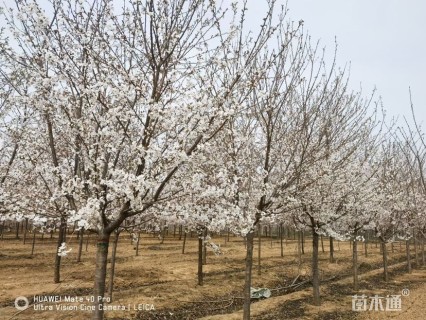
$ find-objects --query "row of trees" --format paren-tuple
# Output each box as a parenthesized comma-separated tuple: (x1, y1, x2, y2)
(1, 1, 425, 319)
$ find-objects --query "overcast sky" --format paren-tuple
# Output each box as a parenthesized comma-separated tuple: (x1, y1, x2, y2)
(248, 0, 426, 127)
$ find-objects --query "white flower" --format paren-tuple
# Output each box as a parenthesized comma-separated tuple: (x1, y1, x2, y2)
(57, 242, 72, 257)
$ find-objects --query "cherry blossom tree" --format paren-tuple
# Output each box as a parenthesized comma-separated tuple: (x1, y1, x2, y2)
(0, 0, 289, 318)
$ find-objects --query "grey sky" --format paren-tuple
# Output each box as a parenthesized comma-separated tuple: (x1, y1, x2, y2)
(248, 0, 426, 127)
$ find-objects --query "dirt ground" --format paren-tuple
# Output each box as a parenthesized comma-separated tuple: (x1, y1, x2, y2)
(0, 229, 425, 320)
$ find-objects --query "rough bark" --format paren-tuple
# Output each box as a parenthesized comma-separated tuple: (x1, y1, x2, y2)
(54, 217, 67, 283)
(108, 231, 120, 302)
(329, 236, 334, 262)
(93, 231, 111, 320)
(312, 229, 320, 306)
(243, 231, 255, 320)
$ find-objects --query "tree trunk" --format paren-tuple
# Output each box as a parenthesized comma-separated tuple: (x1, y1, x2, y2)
(280, 223, 284, 257)
(77, 228, 84, 262)
(23, 218, 28, 244)
(312, 229, 320, 306)
(321, 235, 325, 253)
(406, 240, 412, 274)
(329, 237, 334, 262)
(86, 233, 90, 252)
(243, 231, 255, 320)
(108, 231, 120, 302)
(422, 236, 425, 266)
(54, 217, 67, 283)
(353, 238, 359, 291)
(198, 235, 203, 286)
(258, 224, 261, 276)
(1, 220, 5, 239)
(160, 224, 166, 244)
(31, 231, 36, 255)
(135, 231, 141, 256)
(364, 237, 368, 257)
(15, 221, 19, 239)
(203, 228, 207, 265)
(413, 232, 419, 267)
(301, 230, 305, 254)
(182, 230, 187, 254)
(297, 231, 302, 268)
(381, 241, 388, 282)
(93, 231, 111, 320)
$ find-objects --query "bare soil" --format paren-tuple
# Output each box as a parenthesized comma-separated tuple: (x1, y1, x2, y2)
(0, 230, 424, 320)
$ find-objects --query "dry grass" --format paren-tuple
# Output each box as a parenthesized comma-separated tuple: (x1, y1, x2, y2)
(0, 230, 424, 320)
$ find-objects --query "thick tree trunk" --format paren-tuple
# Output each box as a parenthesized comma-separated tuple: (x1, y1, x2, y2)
(77, 228, 84, 262)
(321, 235, 325, 253)
(198, 235, 203, 286)
(406, 240, 412, 273)
(243, 231, 255, 320)
(329, 237, 334, 262)
(93, 231, 111, 320)
(54, 217, 67, 283)
(353, 237, 359, 291)
(312, 229, 320, 306)
(108, 231, 120, 302)
(381, 241, 388, 282)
